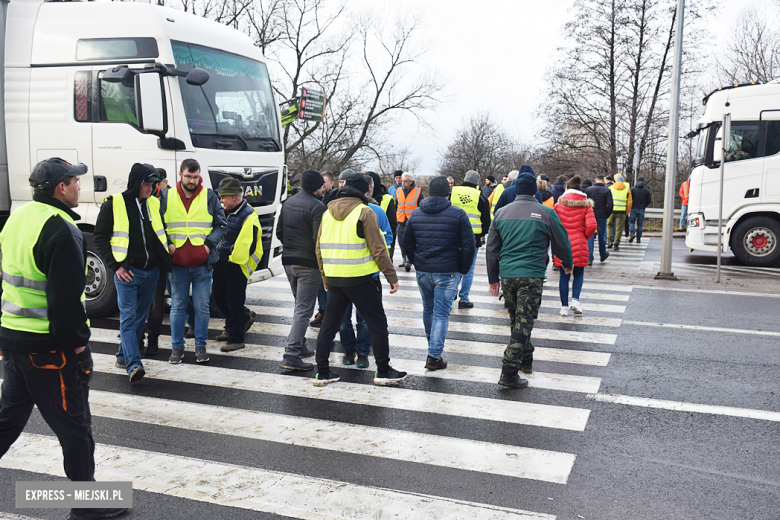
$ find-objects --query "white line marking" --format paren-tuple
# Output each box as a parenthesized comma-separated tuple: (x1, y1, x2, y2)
(622, 320, 780, 337)
(588, 393, 780, 423)
(79, 390, 577, 483)
(630, 285, 780, 298)
(90, 329, 602, 394)
(1, 433, 557, 520)
(90, 354, 592, 431)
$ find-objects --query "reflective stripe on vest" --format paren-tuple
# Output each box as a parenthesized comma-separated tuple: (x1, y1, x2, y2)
(319, 205, 379, 277)
(490, 184, 505, 219)
(0, 201, 87, 333)
(109, 194, 168, 262)
(380, 193, 392, 213)
(451, 186, 482, 234)
(228, 210, 262, 278)
(396, 186, 421, 223)
(609, 184, 630, 211)
(164, 188, 213, 247)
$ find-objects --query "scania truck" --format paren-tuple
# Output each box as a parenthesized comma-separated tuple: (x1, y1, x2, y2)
(0, 0, 287, 316)
(685, 81, 780, 267)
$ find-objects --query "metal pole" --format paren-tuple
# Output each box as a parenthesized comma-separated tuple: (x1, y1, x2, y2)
(716, 113, 730, 283)
(656, 0, 685, 280)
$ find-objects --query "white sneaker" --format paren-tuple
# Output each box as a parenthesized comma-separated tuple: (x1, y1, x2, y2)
(570, 300, 583, 315)
(559, 306, 568, 316)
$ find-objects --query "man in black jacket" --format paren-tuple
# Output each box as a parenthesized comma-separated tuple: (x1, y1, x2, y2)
(0, 158, 128, 520)
(629, 176, 652, 243)
(94, 164, 171, 382)
(453, 170, 491, 308)
(585, 174, 613, 263)
(277, 169, 327, 371)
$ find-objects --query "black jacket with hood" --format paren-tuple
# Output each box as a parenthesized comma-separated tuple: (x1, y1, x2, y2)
(630, 179, 652, 210)
(94, 163, 170, 274)
(368, 171, 397, 232)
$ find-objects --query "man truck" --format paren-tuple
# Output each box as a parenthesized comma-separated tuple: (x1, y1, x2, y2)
(0, 0, 287, 316)
(685, 81, 780, 267)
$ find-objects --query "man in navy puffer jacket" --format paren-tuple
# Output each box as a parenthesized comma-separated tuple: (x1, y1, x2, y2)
(402, 176, 475, 370)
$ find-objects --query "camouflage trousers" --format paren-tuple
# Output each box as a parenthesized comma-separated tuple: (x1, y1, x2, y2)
(500, 277, 544, 368)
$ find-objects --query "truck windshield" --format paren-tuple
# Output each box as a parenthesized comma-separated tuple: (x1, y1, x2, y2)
(172, 41, 280, 149)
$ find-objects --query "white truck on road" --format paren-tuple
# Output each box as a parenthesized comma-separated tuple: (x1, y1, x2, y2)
(685, 81, 780, 267)
(0, 0, 287, 315)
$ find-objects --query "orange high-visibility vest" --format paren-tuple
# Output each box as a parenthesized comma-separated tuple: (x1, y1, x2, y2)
(396, 186, 421, 223)
(679, 180, 690, 205)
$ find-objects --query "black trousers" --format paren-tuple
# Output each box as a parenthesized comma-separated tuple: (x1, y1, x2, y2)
(146, 269, 168, 341)
(316, 277, 391, 372)
(0, 347, 95, 481)
(212, 260, 249, 343)
(396, 221, 408, 263)
(389, 225, 398, 262)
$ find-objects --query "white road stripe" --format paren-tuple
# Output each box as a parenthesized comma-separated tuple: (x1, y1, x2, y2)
(588, 393, 780, 423)
(249, 319, 617, 346)
(247, 304, 623, 329)
(90, 329, 602, 394)
(78, 390, 577, 483)
(1, 433, 556, 520)
(247, 288, 628, 314)
(393, 272, 642, 289)
(90, 354, 592, 431)
(630, 285, 780, 298)
(622, 320, 780, 337)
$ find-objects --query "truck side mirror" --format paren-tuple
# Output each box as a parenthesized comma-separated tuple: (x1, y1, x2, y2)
(136, 72, 166, 134)
(185, 68, 210, 86)
(713, 126, 724, 164)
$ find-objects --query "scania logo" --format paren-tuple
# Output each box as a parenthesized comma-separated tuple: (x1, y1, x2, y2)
(241, 168, 254, 179)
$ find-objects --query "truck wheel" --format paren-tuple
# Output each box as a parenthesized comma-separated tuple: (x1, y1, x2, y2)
(731, 217, 780, 267)
(84, 231, 118, 317)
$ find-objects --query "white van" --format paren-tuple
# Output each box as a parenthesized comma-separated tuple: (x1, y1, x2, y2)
(685, 81, 780, 267)
(1, 0, 287, 315)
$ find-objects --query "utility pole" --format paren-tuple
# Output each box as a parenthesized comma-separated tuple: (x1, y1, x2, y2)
(656, 0, 685, 280)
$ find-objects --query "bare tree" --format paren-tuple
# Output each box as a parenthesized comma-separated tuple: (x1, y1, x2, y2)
(716, 6, 780, 85)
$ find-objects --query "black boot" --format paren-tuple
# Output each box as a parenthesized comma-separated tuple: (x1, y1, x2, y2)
(145, 336, 159, 356)
(498, 366, 528, 389)
(425, 355, 448, 370)
(519, 358, 533, 374)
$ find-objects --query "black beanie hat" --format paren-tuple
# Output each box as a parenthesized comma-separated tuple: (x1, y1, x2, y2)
(344, 172, 369, 194)
(429, 176, 451, 197)
(301, 169, 325, 192)
(514, 172, 537, 196)
(486, 175, 496, 183)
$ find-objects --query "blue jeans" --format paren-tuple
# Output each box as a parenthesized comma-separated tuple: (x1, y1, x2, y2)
(339, 303, 371, 356)
(317, 283, 327, 311)
(559, 266, 585, 307)
(458, 248, 479, 302)
(417, 272, 461, 359)
(171, 264, 212, 349)
(115, 265, 159, 373)
(594, 218, 607, 260)
(629, 208, 645, 239)
(167, 273, 195, 327)
(679, 205, 688, 228)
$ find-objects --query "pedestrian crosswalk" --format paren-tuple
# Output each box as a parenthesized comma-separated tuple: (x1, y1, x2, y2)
(0, 247, 644, 519)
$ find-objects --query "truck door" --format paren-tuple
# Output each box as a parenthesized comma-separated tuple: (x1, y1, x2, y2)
(91, 66, 177, 201)
(762, 120, 780, 204)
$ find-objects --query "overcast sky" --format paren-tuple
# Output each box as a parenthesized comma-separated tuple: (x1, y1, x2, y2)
(377, 0, 774, 176)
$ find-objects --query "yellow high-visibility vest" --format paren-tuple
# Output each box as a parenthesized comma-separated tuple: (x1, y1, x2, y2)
(319, 205, 379, 278)
(609, 184, 630, 212)
(490, 183, 505, 219)
(230, 211, 262, 278)
(380, 193, 392, 213)
(0, 202, 87, 333)
(451, 186, 482, 234)
(396, 186, 421, 223)
(164, 188, 213, 247)
(109, 194, 168, 262)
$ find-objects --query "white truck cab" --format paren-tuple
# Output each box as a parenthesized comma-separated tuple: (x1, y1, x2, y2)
(1, 0, 287, 315)
(685, 81, 780, 267)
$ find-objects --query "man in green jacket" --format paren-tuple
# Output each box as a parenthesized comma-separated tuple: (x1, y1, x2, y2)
(486, 172, 573, 389)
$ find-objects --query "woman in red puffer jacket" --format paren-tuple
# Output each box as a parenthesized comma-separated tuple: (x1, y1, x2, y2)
(554, 176, 597, 316)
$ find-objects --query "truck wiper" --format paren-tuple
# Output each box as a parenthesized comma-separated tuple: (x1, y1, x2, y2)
(252, 137, 281, 152)
(212, 134, 249, 150)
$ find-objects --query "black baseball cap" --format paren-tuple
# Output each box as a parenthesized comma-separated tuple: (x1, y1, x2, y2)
(29, 157, 88, 189)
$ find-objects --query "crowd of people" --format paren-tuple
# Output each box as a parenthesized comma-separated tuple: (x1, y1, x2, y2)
(0, 155, 668, 520)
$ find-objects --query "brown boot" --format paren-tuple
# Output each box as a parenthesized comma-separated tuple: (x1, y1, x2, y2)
(310, 309, 324, 328)
(216, 330, 229, 342)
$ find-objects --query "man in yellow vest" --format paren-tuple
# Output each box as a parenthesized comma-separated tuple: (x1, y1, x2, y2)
(451, 170, 491, 309)
(0, 159, 129, 519)
(313, 175, 407, 387)
(395, 172, 424, 271)
(162, 158, 227, 365)
(606, 174, 632, 252)
(211, 178, 261, 353)
(94, 163, 170, 383)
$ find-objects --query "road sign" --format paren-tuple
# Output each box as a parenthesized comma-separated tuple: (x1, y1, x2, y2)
(299, 88, 326, 122)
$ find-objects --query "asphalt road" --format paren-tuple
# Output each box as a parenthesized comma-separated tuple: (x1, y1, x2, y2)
(0, 238, 778, 520)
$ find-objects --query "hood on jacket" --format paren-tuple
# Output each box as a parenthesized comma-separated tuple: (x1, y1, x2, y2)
(328, 186, 368, 220)
(635, 178, 645, 188)
(612, 181, 627, 190)
(518, 164, 536, 176)
(368, 172, 386, 200)
(553, 181, 566, 190)
(559, 189, 594, 207)
(124, 163, 158, 199)
(419, 196, 452, 214)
